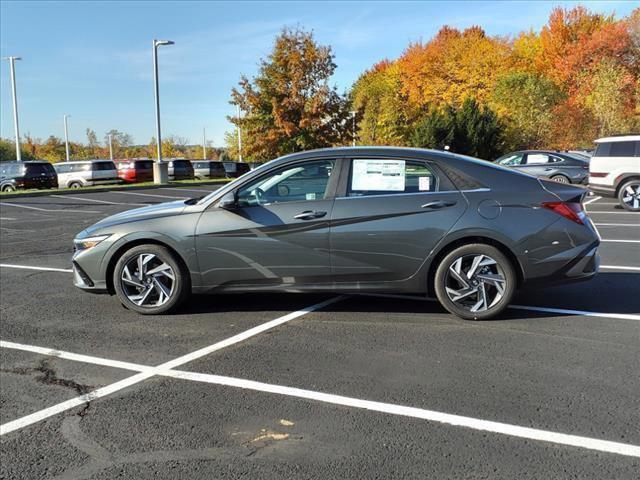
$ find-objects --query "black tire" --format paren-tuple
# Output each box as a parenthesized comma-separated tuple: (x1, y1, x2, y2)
(434, 243, 516, 320)
(69, 182, 83, 189)
(1, 184, 16, 192)
(617, 179, 640, 212)
(550, 175, 570, 184)
(113, 244, 190, 315)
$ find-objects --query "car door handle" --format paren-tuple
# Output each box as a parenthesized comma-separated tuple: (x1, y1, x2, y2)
(421, 200, 457, 209)
(294, 210, 327, 220)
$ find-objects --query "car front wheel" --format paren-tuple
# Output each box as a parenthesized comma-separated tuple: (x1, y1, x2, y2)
(618, 180, 640, 212)
(434, 244, 516, 320)
(113, 244, 190, 314)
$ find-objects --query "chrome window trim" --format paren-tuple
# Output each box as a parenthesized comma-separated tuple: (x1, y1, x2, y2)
(334, 188, 489, 200)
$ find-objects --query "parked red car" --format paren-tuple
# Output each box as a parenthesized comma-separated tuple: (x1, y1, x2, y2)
(114, 159, 154, 183)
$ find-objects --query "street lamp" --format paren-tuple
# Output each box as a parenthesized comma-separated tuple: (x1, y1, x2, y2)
(202, 127, 207, 160)
(108, 133, 114, 161)
(3, 56, 22, 161)
(236, 104, 242, 162)
(152, 39, 174, 184)
(63, 114, 71, 162)
(351, 110, 357, 147)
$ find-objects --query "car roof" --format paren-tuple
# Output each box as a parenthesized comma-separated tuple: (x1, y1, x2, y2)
(57, 159, 113, 164)
(595, 135, 640, 143)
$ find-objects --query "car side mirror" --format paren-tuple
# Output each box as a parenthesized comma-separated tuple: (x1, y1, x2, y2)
(217, 191, 237, 210)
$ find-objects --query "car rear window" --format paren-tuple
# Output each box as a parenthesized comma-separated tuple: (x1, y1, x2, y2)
(172, 160, 191, 171)
(94, 161, 116, 171)
(136, 161, 154, 170)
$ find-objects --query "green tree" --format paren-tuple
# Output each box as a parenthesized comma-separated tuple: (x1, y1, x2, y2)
(410, 106, 455, 150)
(411, 99, 504, 159)
(0, 138, 36, 161)
(228, 27, 350, 161)
(492, 72, 563, 149)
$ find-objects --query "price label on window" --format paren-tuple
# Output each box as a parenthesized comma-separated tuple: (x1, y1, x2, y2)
(352, 159, 405, 191)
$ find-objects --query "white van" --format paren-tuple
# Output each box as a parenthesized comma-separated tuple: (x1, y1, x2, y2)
(589, 135, 640, 211)
(54, 160, 121, 188)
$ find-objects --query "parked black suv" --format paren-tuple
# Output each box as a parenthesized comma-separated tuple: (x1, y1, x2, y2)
(0, 161, 58, 192)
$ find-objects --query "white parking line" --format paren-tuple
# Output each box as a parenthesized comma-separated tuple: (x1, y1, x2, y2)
(600, 265, 640, 271)
(0, 203, 101, 214)
(583, 196, 601, 205)
(586, 211, 639, 215)
(0, 295, 344, 435)
(159, 187, 217, 194)
(356, 293, 640, 321)
(49, 194, 146, 206)
(0, 217, 16, 221)
(594, 223, 640, 227)
(2, 339, 639, 458)
(114, 191, 188, 200)
(600, 239, 640, 244)
(0, 264, 73, 273)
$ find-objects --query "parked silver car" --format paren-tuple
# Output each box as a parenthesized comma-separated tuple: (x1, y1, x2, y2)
(73, 147, 599, 320)
(54, 160, 120, 188)
(191, 160, 226, 179)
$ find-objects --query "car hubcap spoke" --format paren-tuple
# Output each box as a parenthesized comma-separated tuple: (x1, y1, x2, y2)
(622, 184, 640, 209)
(121, 253, 175, 308)
(445, 254, 507, 314)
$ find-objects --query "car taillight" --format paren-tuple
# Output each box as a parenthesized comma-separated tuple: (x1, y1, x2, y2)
(542, 201, 585, 225)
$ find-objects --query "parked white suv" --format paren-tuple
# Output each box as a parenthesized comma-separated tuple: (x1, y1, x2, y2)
(54, 160, 121, 189)
(589, 135, 640, 211)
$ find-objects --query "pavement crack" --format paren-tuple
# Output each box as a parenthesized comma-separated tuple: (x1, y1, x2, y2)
(1, 359, 95, 417)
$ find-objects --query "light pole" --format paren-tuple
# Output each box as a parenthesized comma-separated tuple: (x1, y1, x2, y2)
(236, 104, 242, 162)
(202, 127, 206, 160)
(4, 56, 22, 161)
(351, 110, 356, 147)
(63, 114, 71, 162)
(152, 39, 174, 183)
(108, 133, 114, 161)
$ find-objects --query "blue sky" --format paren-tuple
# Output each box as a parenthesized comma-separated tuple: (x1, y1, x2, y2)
(0, 0, 635, 147)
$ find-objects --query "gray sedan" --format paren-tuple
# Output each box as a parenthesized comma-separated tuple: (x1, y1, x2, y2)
(495, 150, 590, 184)
(72, 147, 599, 320)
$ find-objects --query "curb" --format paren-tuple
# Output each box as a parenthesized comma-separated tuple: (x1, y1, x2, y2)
(0, 180, 230, 200)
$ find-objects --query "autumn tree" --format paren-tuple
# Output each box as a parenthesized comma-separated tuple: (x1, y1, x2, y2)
(228, 27, 350, 161)
(397, 26, 512, 110)
(492, 72, 564, 149)
(351, 60, 411, 145)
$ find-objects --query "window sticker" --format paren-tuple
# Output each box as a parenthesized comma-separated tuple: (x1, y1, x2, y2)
(305, 192, 317, 200)
(352, 159, 405, 191)
(418, 176, 431, 191)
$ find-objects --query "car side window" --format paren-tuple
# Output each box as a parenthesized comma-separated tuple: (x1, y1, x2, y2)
(610, 141, 636, 157)
(347, 159, 438, 197)
(498, 154, 523, 166)
(237, 160, 336, 206)
(525, 153, 550, 164)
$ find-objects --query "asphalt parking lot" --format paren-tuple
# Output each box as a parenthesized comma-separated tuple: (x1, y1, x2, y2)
(0, 188, 638, 479)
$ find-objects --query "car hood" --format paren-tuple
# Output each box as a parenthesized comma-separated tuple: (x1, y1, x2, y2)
(81, 200, 188, 235)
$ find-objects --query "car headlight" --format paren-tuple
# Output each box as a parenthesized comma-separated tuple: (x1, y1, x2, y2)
(74, 234, 111, 251)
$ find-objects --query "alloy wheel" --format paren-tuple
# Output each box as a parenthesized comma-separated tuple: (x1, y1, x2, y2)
(120, 253, 175, 307)
(621, 183, 640, 210)
(551, 175, 569, 183)
(444, 254, 506, 313)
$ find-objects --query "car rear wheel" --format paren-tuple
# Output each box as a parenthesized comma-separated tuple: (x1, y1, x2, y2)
(550, 175, 570, 184)
(1, 184, 16, 192)
(113, 244, 190, 314)
(69, 182, 83, 188)
(434, 244, 516, 320)
(618, 180, 640, 212)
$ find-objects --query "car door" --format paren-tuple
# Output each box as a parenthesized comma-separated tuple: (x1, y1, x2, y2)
(329, 157, 467, 283)
(195, 158, 339, 289)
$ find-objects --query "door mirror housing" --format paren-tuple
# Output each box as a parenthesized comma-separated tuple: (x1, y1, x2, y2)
(217, 191, 237, 210)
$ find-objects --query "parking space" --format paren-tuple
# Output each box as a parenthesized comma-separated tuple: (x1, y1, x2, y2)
(1, 192, 639, 478)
